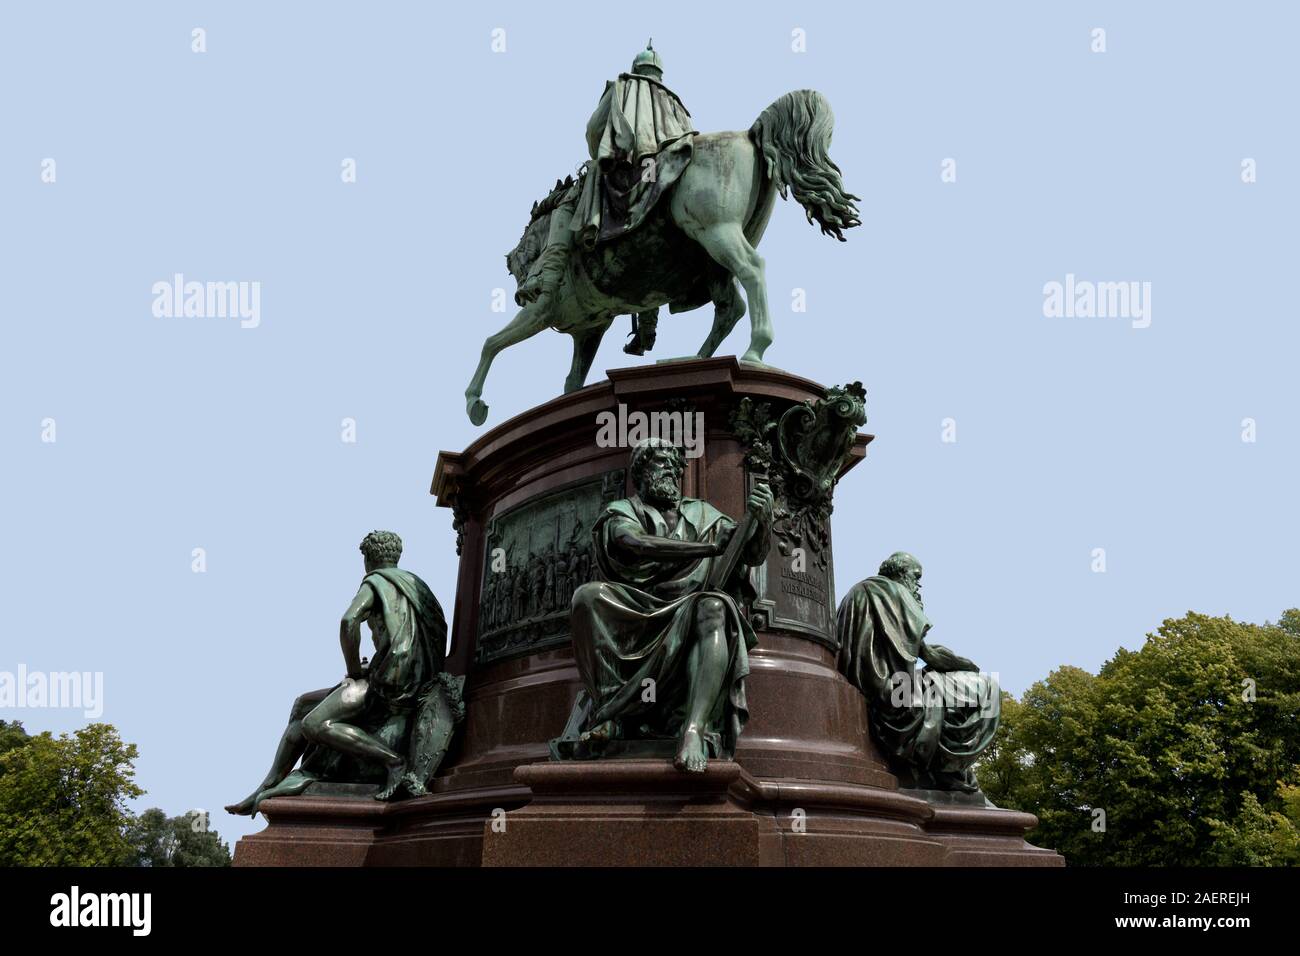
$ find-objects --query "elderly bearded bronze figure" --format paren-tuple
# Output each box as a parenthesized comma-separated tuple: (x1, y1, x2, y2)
(552, 438, 773, 772)
(836, 552, 1001, 794)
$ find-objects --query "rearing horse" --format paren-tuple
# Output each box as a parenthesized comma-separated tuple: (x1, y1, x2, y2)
(465, 89, 860, 425)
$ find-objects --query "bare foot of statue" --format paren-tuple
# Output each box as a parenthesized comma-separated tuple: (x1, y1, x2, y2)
(375, 761, 406, 801)
(401, 770, 428, 797)
(578, 719, 616, 744)
(673, 727, 708, 773)
(225, 790, 262, 816)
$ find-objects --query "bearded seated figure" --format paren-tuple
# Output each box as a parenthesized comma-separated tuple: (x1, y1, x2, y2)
(836, 552, 1001, 797)
(551, 437, 773, 773)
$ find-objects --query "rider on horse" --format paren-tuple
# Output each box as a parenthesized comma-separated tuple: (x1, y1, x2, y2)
(515, 41, 697, 355)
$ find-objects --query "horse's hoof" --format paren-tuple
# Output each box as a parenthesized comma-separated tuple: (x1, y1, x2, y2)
(739, 351, 769, 366)
(467, 398, 489, 426)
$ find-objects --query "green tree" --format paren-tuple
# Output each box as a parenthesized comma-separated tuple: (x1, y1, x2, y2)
(0, 720, 30, 757)
(120, 807, 231, 867)
(980, 610, 1300, 866)
(1205, 786, 1300, 865)
(0, 723, 144, 865)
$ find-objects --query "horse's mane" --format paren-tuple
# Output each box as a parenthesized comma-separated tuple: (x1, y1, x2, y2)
(531, 173, 578, 223)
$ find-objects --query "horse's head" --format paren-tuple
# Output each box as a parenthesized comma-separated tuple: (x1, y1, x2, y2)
(505, 213, 548, 287)
(505, 174, 579, 287)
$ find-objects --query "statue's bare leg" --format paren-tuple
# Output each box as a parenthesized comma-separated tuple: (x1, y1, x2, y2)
(243, 770, 318, 815)
(680, 222, 772, 364)
(565, 318, 613, 393)
(675, 596, 729, 773)
(301, 680, 406, 799)
(225, 688, 331, 815)
(465, 304, 550, 425)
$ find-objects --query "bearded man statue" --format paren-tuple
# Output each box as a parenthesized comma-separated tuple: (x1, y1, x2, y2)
(836, 552, 1001, 794)
(552, 437, 773, 772)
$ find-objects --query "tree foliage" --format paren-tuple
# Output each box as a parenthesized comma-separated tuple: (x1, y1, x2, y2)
(0, 722, 143, 865)
(0, 720, 230, 866)
(120, 807, 231, 867)
(0, 719, 30, 757)
(980, 610, 1300, 866)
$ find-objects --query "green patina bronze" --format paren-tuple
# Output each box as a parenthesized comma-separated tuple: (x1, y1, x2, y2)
(836, 552, 1001, 797)
(226, 531, 463, 817)
(551, 438, 774, 773)
(731, 382, 867, 575)
(728, 384, 868, 651)
(477, 470, 626, 665)
(465, 42, 861, 425)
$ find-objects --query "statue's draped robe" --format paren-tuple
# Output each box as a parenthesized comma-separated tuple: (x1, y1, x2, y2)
(363, 567, 446, 710)
(557, 495, 756, 759)
(572, 73, 697, 247)
(835, 576, 999, 791)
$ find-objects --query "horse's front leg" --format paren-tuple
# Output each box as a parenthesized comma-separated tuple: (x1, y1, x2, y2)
(565, 317, 613, 393)
(465, 304, 549, 425)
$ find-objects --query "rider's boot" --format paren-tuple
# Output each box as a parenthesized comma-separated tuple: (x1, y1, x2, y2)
(623, 309, 659, 355)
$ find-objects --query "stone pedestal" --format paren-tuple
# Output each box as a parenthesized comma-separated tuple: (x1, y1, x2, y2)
(233, 784, 528, 867)
(477, 760, 1061, 867)
(481, 761, 780, 867)
(925, 805, 1065, 867)
(234, 358, 1062, 867)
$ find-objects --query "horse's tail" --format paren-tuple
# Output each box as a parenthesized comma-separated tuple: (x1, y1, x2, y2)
(750, 90, 861, 241)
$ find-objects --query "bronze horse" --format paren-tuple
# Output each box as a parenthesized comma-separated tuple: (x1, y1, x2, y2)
(465, 89, 860, 425)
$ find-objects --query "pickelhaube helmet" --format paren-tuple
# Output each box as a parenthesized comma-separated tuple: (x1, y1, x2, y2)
(631, 39, 664, 77)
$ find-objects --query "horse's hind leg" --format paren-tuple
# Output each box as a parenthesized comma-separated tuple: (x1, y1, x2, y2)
(565, 318, 612, 393)
(698, 275, 746, 359)
(680, 222, 771, 364)
(465, 304, 549, 425)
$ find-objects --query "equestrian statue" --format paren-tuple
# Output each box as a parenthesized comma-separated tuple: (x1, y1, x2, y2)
(464, 41, 861, 425)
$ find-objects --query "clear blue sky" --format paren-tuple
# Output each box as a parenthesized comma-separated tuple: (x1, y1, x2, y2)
(2, 1, 1295, 846)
